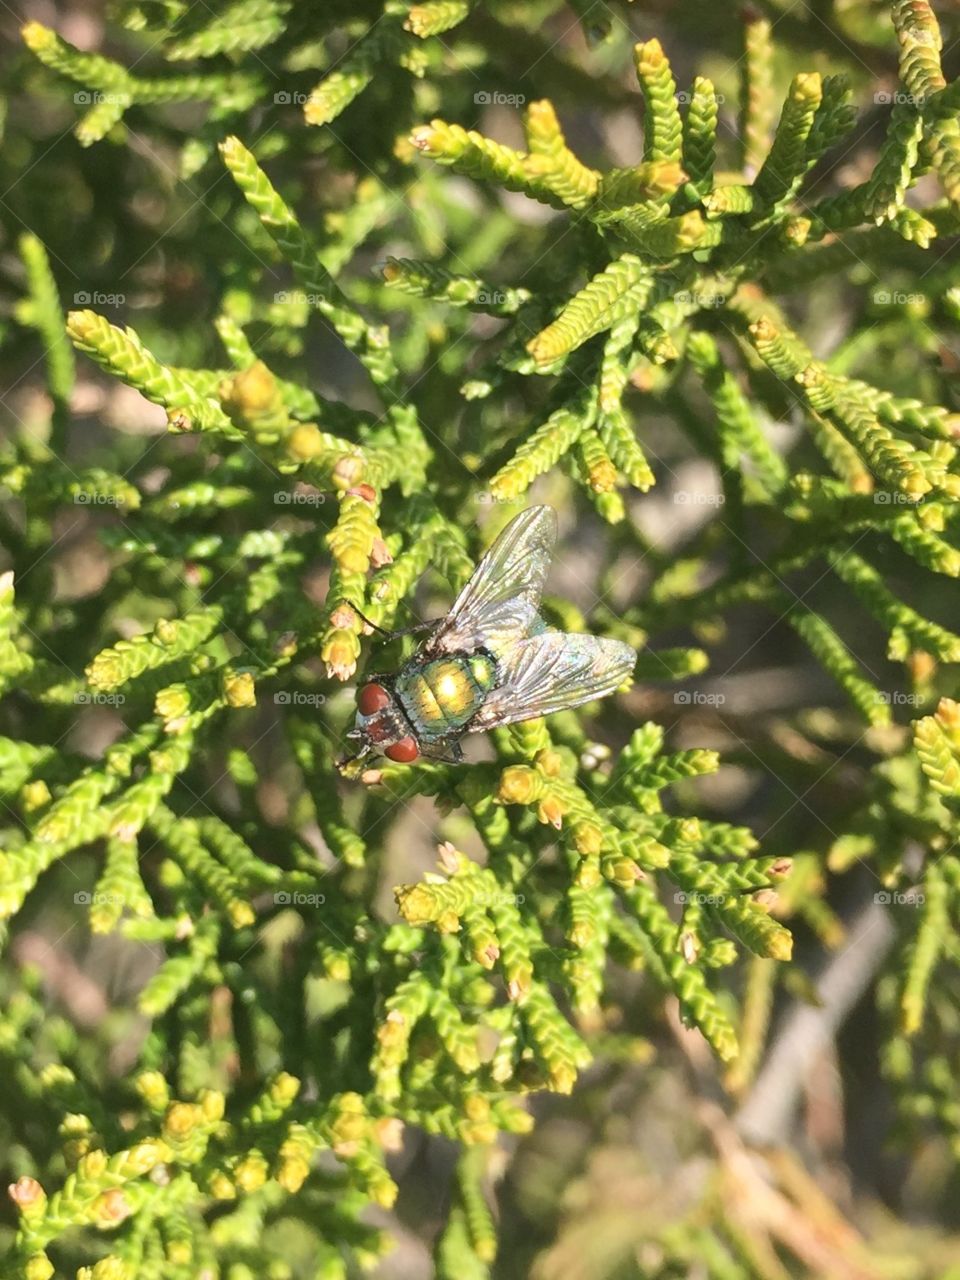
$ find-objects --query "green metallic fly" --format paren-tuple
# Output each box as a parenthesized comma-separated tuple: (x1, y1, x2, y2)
(345, 505, 637, 765)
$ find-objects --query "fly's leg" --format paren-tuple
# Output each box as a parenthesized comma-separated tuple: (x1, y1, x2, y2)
(337, 743, 372, 773)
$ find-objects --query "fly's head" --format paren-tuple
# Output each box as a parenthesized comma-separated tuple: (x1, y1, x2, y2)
(346, 681, 420, 763)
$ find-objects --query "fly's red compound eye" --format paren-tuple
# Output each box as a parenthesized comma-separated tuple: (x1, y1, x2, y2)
(358, 683, 391, 716)
(385, 737, 419, 763)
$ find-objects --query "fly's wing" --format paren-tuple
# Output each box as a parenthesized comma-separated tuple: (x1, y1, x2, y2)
(469, 629, 637, 730)
(423, 506, 558, 658)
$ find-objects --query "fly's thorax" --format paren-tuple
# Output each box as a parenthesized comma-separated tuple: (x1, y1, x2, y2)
(395, 653, 497, 739)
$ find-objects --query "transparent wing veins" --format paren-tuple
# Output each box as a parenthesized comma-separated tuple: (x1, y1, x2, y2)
(470, 630, 637, 729)
(424, 505, 557, 658)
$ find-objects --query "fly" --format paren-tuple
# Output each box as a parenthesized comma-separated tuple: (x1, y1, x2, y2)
(342, 505, 637, 766)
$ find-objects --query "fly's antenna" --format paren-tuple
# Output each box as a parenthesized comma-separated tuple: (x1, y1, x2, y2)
(347, 601, 438, 642)
(345, 601, 394, 637)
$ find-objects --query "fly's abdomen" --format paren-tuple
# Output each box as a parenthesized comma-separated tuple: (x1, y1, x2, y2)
(396, 655, 496, 741)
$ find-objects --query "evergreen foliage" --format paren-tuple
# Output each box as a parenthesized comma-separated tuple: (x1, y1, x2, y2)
(3, 1, 960, 1276)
